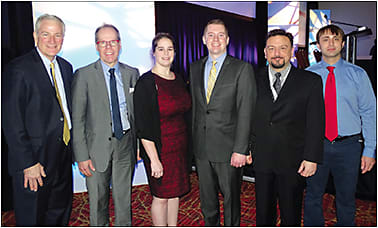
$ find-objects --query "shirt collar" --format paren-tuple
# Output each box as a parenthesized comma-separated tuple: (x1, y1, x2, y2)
(320, 57, 344, 68)
(36, 47, 57, 65)
(207, 52, 227, 65)
(101, 60, 120, 75)
(269, 64, 291, 77)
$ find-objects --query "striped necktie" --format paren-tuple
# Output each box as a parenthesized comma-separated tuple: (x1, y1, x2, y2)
(206, 61, 217, 103)
(50, 62, 70, 145)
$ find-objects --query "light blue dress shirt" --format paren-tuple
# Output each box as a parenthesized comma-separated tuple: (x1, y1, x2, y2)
(306, 58, 376, 158)
(101, 61, 130, 132)
(204, 52, 227, 92)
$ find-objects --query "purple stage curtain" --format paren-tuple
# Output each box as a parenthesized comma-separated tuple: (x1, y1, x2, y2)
(155, 2, 259, 81)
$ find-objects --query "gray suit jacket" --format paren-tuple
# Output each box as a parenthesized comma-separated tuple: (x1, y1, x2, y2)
(190, 55, 257, 162)
(71, 59, 139, 172)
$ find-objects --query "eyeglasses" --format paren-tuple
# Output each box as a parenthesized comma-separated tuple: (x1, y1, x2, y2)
(96, 40, 120, 47)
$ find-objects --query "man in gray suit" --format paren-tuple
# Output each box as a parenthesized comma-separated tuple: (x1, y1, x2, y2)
(189, 19, 256, 226)
(71, 24, 139, 226)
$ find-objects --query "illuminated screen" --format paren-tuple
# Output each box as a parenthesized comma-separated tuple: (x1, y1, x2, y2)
(32, 2, 154, 192)
(268, 1, 300, 66)
(308, 9, 331, 65)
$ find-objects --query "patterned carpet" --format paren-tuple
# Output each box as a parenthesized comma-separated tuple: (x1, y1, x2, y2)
(2, 172, 376, 226)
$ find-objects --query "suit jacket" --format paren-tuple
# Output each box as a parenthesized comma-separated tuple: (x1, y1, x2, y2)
(190, 55, 256, 162)
(251, 65, 325, 172)
(71, 59, 139, 172)
(2, 48, 73, 176)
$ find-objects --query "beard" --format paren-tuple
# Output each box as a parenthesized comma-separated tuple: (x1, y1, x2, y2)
(271, 57, 285, 69)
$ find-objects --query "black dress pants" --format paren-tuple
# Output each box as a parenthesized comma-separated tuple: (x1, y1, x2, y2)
(255, 170, 305, 226)
(12, 144, 73, 226)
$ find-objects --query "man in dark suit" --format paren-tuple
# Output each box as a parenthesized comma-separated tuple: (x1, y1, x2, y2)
(250, 29, 325, 226)
(190, 19, 256, 226)
(71, 24, 139, 226)
(2, 14, 73, 226)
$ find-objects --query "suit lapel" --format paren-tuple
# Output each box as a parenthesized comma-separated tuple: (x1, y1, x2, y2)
(195, 57, 207, 105)
(56, 57, 72, 112)
(93, 60, 112, 113)
(32, 49, 56, 96)
(205, 55, 230, 105)
(119, 63, 133, 121)
(201, 58, 207, 104)
(261, 67, 275, 102)
(275, 66, 296, 103)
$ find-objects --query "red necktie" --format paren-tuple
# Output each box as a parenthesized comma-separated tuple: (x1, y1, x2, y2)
(325, 66, 338, 141)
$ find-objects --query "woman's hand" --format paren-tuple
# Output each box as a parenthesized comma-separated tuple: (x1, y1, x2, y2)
(151, 160, 163, 178)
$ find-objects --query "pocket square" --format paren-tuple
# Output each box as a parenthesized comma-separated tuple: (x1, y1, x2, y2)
(129, 87, 134, 93)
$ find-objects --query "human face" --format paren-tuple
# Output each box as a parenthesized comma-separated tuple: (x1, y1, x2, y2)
(317, 30, 344, 64)
(96, 27, 121, 67)
(153, 37, 175, 68)
(264, 35, 294, 71)
(33, 19, 64, 61)
(202, 24, 229, 59)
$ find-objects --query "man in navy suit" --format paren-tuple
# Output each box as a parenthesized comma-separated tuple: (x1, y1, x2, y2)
(2, 14, 73, 226)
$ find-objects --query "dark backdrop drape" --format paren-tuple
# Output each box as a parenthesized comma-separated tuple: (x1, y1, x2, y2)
(1, 1, 34, 211)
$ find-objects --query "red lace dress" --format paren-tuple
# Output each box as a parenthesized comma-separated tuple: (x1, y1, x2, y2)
(144, 73, 191, 198)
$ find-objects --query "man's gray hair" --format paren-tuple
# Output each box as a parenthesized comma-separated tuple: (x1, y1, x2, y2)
(35, 14, 65, 36)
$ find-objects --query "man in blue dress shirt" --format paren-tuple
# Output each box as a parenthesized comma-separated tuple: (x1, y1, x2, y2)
(304, 24, 376, 226)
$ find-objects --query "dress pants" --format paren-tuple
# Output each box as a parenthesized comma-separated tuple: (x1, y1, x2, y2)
(195, 158, 243, 226)
(86, 131, 135, 226)
(12, 144, 73, 226)
(255, 170, 305, 226)
(304, 136, 361, 226)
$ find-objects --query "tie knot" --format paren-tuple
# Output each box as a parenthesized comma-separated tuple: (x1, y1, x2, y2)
(212, 61, 217, 66)
(109, 68, 115, 76)
(275, 72, 281, 79)
(327, 66, 335, 72)
(50, 62, 54, 68)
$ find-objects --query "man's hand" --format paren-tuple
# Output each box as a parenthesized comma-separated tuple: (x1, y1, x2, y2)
(23, 162, 46, 192)
(230, 152, 247, 168)
(297, 160, 317, 177)
(361, 156, 376, 174)
(78, 159, 96, 177)
(246, 151, 253, 165)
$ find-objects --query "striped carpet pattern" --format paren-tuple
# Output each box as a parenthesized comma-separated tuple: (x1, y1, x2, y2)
(2, 172, 376, 226)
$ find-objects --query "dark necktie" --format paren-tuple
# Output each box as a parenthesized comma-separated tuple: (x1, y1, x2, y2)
(325, 66, 338, 141)
(109, 68, 123, 139)
(273, 72, 282, 95)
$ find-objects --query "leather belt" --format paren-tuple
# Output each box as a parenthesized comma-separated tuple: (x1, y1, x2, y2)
(327, 134, 360, 143)
(112, 129, 130, 137)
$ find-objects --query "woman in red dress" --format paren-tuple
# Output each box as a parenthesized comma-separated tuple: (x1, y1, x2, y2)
(134, 33, 191, 226)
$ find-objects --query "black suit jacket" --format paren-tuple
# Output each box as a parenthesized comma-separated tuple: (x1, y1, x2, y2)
(2, 48, 73, 176)
(190, 55, 256, 162)
(251, 66, 325, 172)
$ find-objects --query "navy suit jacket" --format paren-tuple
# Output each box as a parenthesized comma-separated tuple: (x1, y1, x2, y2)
(2, 48, 73, 176)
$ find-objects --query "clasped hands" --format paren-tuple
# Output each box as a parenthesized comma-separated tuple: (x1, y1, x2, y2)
(230, 152, 252, 168)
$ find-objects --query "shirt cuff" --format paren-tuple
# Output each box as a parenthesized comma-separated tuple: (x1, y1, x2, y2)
(362, 147, 376, 158)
